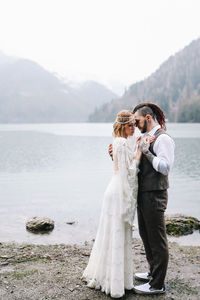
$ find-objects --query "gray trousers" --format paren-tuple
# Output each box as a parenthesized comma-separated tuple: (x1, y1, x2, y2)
(137, 190, 169, 289)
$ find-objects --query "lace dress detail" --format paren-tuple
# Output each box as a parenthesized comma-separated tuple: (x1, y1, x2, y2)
(82, 136, 139, 298)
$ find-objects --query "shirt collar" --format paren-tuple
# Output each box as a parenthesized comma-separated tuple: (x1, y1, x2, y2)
(147, 124, 161, 136)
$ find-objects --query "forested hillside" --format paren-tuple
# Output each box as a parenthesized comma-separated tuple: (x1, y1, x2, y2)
(89, 38, 200, 122)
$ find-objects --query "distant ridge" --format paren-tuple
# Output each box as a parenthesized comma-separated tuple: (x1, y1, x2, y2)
(0, 52, 117, 123)
(89, 38, 200, 122)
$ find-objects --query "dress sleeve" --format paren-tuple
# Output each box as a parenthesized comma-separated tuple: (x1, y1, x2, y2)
(114, 138, 138, 225)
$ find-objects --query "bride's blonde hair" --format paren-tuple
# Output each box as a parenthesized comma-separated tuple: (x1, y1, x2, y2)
(113, 110, 134, 138)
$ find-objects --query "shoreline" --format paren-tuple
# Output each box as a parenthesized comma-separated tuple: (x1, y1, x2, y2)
(167, 230, 200, 246)
(0, 239, 199, 300)
(1, 228, 199, 247)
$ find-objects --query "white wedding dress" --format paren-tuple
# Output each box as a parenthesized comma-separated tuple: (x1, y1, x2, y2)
(82, 136, 139, 298)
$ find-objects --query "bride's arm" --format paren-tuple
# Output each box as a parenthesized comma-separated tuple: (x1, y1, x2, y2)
(136, 150, 142, 162)
(116, 139, 137, 225)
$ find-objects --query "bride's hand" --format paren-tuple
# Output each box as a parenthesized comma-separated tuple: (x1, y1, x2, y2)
(136, 136, 142, 143)
(149, 136, 156, 143)
(138, 136, 150, 153)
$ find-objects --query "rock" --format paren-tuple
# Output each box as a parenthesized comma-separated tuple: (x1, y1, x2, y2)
(165, 215, 200, 236)
(26, 217, 54, 233)
(66, 221, 76, 225)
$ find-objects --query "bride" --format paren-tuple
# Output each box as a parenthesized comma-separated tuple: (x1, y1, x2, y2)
(82, 110, 141, 298)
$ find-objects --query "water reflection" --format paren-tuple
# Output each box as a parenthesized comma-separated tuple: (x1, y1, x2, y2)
(173, 138, 200, 179)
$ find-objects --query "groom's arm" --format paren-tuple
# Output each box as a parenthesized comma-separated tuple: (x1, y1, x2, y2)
(142, 135, 175, 175)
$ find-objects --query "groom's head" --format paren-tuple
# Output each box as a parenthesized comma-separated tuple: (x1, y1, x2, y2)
(133, 102, 166, 133)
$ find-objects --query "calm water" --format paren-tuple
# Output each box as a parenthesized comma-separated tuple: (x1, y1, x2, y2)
(0, 123, 199, 245)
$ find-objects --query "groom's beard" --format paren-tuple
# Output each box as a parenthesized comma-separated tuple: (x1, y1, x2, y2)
(141, 119, 148, 133)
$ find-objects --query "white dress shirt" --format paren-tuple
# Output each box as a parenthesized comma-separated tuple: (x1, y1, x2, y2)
(146, 125, 175, 175)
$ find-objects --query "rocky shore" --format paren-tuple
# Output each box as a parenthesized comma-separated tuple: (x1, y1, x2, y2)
(0, 238, 199, 300)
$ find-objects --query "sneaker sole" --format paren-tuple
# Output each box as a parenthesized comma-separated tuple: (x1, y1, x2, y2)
(134, 288, 166, 295)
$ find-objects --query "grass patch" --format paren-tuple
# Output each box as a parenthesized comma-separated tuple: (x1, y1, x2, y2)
(2, 269, 39, 280)
(13, 269, 39, 280)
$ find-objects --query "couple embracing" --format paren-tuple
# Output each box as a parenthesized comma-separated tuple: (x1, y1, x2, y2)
(82, 102, 175, 298)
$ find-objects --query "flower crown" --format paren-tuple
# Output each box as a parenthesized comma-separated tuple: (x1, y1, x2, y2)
(115, 115, 135, 124)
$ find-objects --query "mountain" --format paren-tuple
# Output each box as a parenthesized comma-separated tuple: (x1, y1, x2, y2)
(89, 38, 200, 123)
(0, 52, 117, 123)
(67, 80, 117, 121)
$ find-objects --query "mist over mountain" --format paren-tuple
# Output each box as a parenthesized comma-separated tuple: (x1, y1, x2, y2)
(89, 38, 200, 123)
(0, 52, 117, 123)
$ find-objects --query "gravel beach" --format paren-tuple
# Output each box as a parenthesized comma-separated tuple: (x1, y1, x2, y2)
(0, 238, 199, 300)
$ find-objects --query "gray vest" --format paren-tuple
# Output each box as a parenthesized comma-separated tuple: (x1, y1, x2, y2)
(138, 128, 169, 192)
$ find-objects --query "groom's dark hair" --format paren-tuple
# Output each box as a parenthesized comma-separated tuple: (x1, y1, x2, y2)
(133, 102, 166, 130)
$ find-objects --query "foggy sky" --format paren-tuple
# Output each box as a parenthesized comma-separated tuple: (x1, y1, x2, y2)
(0, 0, 200, 94)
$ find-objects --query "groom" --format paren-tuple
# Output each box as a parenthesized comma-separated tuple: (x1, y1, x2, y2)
(132, 102, 175, 294)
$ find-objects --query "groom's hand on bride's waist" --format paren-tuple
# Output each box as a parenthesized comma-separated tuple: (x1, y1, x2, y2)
(108, 144, 113, 160)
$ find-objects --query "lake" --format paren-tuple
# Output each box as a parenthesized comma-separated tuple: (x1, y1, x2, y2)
(0, 123, 199, 245)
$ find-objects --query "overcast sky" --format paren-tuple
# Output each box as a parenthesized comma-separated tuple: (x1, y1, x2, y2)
(0, 0, 200, 94)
